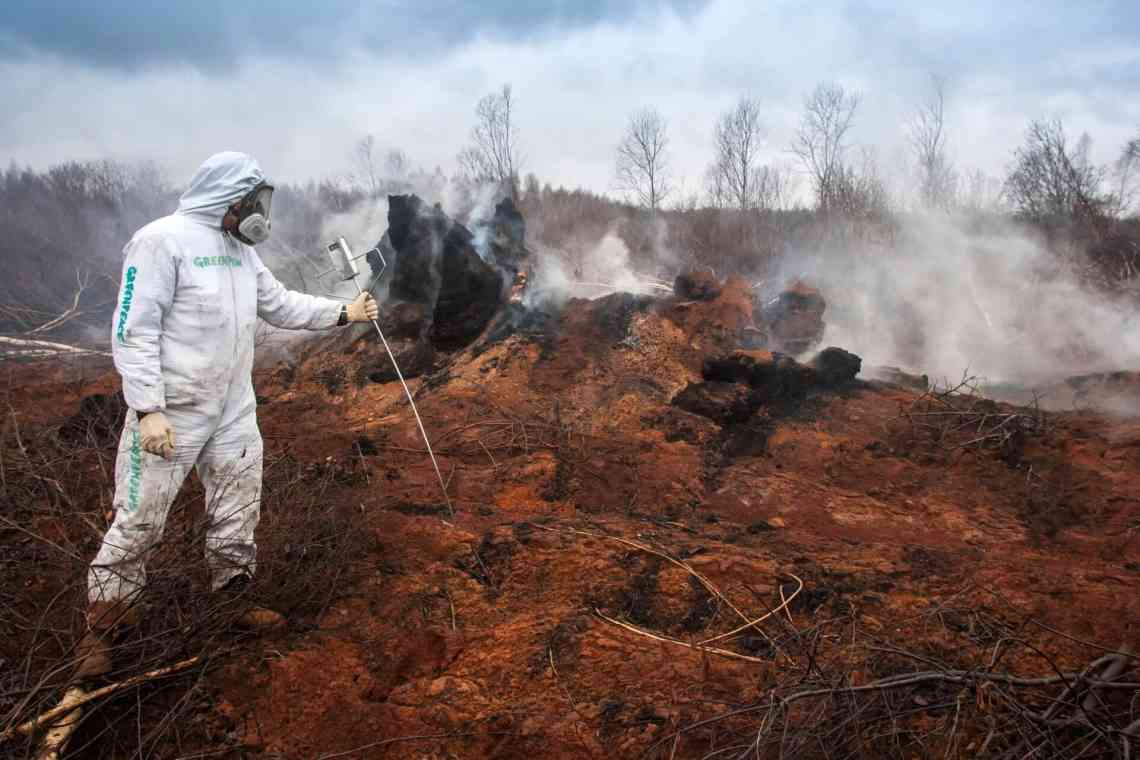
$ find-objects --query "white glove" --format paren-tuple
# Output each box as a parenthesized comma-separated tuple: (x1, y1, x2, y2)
(346, 292, 379, 323)
(138, 412, 175, 461)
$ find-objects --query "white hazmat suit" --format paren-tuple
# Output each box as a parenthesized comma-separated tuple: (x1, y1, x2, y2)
(89, 152, 344, 605)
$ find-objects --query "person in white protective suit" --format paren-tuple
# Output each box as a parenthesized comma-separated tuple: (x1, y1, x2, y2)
(76, 152, 378, 679)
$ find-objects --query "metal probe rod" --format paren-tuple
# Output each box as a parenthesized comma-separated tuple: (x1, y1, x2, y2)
(351, 278, 454, 517)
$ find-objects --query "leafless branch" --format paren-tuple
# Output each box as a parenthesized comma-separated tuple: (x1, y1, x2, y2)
(907, 74, 957, 210)
(616, 107, 672, 213)
(1004, 118, 1114, 234)
(707, 96, 766, 212)
(459, 84, 523, 199)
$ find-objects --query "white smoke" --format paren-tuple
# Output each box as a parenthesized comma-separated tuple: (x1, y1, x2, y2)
(775, 213, 1140, 386)
(466, 183, 501, 261)
(522, 243, 572, 310)
(319, 196, 390, 257)
(524, 230, 666, 308)
(578, 233, 651, 294)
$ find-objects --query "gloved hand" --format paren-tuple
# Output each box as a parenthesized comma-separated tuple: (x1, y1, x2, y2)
(346, 292, 379, 323)
(138, 412, 175, 461)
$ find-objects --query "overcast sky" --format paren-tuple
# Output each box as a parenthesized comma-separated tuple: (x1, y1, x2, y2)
(2, 0, 1138, 199)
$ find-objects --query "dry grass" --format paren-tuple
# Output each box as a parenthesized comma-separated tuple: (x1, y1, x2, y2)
(0, 394, 370, 759)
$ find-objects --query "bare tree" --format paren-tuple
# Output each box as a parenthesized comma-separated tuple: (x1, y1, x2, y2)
(458, 84, 523, 199)
(351, 134, 382, 197)
(520, 172, 542, 214)
(961, 168, 1004, 215)
(707, 163, 792, 211)
(754, 163, 797, 211)
(456, 147, 490, 186)
(615, 107, 672, 213)
(791, 83, 860, 213)
(1115, 131, 1140, 215)
(1004, 119, 1111, 231)
(384, 149, 409, 181)
(707, 96, 765, 211)
(907, 75, 957, 210)
(705, 163, 729, 209)
(831, 148, 892, 220)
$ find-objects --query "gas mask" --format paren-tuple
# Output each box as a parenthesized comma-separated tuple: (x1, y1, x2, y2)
(223, 182, 274, 245)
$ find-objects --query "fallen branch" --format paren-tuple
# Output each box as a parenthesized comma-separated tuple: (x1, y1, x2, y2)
(0, 336, 109, 359)
(26, 269, 90, 336)
(1, 656, 202, 743)
(34, 686, 83, 760)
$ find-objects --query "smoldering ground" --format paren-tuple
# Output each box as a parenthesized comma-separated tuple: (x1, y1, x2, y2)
(764, 212, 1140, 389)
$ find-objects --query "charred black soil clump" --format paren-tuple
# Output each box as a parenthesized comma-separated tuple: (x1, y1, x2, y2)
(360, 339, 436, 384)
(676, 347, 863, 428)
(474, 302, 560, 358)
(671, 382, 758, 426)
(616, 554, 663, 627)
(594, 292, 656, 344)
(383, 194, 504, 350)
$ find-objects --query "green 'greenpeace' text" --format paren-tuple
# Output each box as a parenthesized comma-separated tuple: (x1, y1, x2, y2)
(193, 256, 242, 268)
(115, 266, 137, 343)
(127, 430, 141, 512)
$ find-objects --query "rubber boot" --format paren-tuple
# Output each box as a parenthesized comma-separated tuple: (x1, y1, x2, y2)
(73, 599, 140, 681)
(217, 574, 286, 632)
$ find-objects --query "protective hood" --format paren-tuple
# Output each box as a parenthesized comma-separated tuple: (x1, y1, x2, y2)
(176, 152, 267, 225)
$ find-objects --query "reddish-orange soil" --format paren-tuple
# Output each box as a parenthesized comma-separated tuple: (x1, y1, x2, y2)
(3, 282, 1138, 759)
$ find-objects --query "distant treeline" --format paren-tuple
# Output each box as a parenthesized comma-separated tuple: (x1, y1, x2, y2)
(1, 153, 1137, 348)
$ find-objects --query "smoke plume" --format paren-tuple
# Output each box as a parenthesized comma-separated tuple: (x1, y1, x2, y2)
(774, 213, 1140, 386)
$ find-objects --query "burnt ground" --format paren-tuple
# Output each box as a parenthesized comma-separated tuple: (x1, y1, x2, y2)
(1, 279, 1139, 759)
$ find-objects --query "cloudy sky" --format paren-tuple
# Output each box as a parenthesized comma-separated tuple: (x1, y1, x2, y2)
(2, 0, 1138, 199)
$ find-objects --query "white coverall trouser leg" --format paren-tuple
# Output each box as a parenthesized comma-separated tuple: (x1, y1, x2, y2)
(87, 407, 264, 605)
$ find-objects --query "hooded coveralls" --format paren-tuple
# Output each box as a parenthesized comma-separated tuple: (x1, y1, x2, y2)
(88, 153, 342, 604)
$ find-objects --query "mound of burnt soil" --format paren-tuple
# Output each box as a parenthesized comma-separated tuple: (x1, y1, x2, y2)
(143, 244, 1130, 759)
(8, 275, 1140, 760)
(383, 194, 503, 350)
